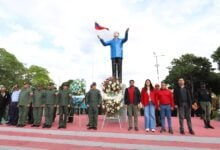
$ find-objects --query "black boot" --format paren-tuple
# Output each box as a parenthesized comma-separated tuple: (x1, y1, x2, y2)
(68, 117, 73, 123)
(207, 121, 214, 129)
(204, 120, 208, 128)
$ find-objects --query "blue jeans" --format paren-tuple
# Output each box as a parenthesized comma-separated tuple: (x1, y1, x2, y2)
(160, 105, 172, 129)
(144, 102, 156, 129)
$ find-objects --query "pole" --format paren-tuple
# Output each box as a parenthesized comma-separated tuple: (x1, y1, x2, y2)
(153, 52, 164, 83)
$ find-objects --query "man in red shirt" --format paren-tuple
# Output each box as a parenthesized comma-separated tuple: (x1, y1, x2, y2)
(124, 80, 141, 131)
(158, 82, 174, 134)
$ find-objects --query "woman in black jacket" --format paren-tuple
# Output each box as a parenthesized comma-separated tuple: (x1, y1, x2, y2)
(0, 85, 11, 124)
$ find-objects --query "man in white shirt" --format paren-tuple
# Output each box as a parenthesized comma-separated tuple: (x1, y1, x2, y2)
(7, 84, 20, 126)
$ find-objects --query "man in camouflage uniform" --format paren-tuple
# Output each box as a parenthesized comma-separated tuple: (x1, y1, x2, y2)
(32, 85, 45, 127)
(58, 83, 72, 129)
(17, 82, 33, 127)
(43, 83, 58, 128)
(86, 82, 102, 130)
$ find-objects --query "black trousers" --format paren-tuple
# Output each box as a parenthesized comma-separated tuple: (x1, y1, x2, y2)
(112, 58, 122, 81)
(178, 103, 193, 131)
(0, 107, 6, 123)
(28, 103, 34, 124)
(8, 102, 19, 125)
(155, 108, 161, 126)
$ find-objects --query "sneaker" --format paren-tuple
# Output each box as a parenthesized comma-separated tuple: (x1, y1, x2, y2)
(145, 128, 150, 132)
(151, 129, 156, 132)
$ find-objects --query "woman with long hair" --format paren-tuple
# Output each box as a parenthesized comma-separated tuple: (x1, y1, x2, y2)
(141, 79, 158, 132)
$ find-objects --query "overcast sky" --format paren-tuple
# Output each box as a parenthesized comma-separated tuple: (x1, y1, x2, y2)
(0, 0, 220, 89)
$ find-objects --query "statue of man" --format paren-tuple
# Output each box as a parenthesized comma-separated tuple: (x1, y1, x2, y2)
(98, 28, 129, 81)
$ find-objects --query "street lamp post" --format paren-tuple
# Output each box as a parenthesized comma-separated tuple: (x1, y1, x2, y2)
(153, 52, 164, 83)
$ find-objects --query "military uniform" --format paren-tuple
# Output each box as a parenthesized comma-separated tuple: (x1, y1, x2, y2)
(17, 88, 33, 127)
(68, 97, 74, 123)
(32, 89, 45, 126)
(58, 89, 71, 128)
(86, 89, 102, 129)
(44, 89, 57, 127)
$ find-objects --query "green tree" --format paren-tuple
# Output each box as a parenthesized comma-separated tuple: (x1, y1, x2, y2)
(0, 48, 26, 88)
(211, 46, 220, 70)
(0, 48, 53, 89)
(26, 65, 53, 87)
(164, 54, 216, 94)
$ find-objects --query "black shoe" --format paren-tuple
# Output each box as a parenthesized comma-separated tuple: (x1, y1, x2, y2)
(31, 124, 36, 127)
(87, 126, 94, 130)
(128, 127, 132, 131)
(6, 122, 11, 125)
(36, 125, 40, 127)
(180, 130, 185, 135)
(17, 124, 24, 127)
(7, 123, 12, 126)
(204, 120, 208, 128)
(156, 123, 161, 127)
(189, 130, 195, 135)
(160, 128, 166, 133)
(16, 124, 21, 127)
(207, 121, 214, 129)
(93, 127, 97, 130)
(58, 126, 63, 129)
(42, 124, 48, 128)
(169, 128, 174, 134)
(11, 123, 17, 126)
(47, 125, 52, 128)
(134, 127, 139, 131)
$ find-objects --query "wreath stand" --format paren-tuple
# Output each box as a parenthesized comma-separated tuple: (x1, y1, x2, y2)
(101, 112, 122, 129)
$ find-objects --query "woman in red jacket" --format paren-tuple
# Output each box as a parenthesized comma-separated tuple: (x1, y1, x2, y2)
(141, 79, 158, 132)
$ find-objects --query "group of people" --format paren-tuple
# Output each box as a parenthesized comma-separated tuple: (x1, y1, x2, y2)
(0, 77, 215, 134)
(0, 82, 73, 129)
(124, 78, 215, 135)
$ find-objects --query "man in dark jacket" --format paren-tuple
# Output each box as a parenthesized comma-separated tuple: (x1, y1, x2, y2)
(196, 83, 214, 129)
(0, 85, 11, 124)
(124, 80, 141, 131)
(174, 78, 195, 135)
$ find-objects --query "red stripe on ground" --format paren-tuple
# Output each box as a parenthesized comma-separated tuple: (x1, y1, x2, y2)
(0, 131, 219, 149)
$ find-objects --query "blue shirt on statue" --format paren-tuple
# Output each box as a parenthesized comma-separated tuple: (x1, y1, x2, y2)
(99, 31, 128, 59)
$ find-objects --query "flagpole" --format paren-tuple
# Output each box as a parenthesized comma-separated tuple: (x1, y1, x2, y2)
(92, 51, 94, 81)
